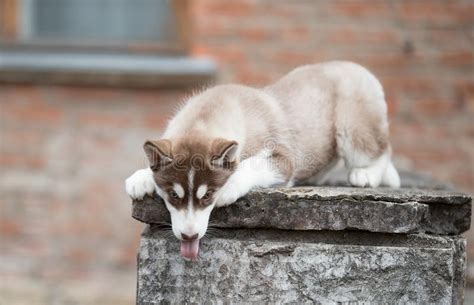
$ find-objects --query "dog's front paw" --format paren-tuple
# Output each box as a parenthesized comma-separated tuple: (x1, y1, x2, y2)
(215, 189, 242, 207)
(125, 168, 156, 200)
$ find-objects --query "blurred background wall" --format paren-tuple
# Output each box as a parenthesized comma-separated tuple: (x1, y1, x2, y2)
(0, 1, 472, 304)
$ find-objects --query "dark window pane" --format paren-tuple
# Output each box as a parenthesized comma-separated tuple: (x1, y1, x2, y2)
(20, 0, 178, 44)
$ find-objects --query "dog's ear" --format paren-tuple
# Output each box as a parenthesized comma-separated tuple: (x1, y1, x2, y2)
(143, 139, 173, 170)
(211, 138, 238, 168)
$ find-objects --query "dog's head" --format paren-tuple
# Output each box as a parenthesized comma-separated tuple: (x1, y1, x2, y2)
(143, 137, 238, 260)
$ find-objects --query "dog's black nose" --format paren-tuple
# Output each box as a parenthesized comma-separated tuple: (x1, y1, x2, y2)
(181, 233, 198, 240)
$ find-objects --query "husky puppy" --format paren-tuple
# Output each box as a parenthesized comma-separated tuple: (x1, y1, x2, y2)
(125, 61, 400, 260)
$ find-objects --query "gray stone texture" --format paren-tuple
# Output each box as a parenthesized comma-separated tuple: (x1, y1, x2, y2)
(133, 187, 471, 235)
(133, 173, 471, 304)
(137, 228, 466, 304)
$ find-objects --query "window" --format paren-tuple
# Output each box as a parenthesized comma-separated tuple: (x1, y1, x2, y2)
(0, 0, 216, 87)
(1, 0, 190, 53)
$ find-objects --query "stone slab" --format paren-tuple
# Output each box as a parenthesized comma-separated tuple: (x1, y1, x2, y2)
(132, 187, 471, 235)
(137, 226, 466, 304)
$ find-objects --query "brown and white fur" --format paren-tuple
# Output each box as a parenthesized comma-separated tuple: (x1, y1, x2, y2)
(125, 61, 400, 260)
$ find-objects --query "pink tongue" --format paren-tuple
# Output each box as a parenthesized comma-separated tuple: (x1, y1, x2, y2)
(180, 239, 200, 260)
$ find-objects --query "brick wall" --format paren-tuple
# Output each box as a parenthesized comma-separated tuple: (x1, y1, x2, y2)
(0, 1, 472, 303)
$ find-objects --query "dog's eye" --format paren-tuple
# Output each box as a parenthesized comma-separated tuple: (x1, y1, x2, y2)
(168, 190, 179, 199)
(202, 190, 213, 200)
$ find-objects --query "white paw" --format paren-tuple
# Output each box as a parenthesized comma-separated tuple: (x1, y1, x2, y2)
(125, 168, 156, 200)
(349, 168, 382, 188)
(215, 189, 242, 207)
(382, 162, 401, 188)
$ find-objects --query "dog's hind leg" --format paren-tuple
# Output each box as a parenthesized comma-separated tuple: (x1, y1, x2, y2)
(337, 128, 400, 188)
(333, 67, 400, 188)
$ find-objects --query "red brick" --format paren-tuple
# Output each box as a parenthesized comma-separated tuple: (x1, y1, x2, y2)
(455, 80, 474, 112)
(391, 122, 426, 139)
(1, 87, 64, 125)
(0, 219, 22, 237)
(281, 26, 310, 42)
(382, 77, 439, 97)
(384, 94, 400, 118)
(271, 51, 325, 67)
(143, 113, 170, 130)
(411, 98, 462, 118)
(192, 44, 210, 57)
(116, 228, 143, 266)
(84, 134, 121, 151)
(362, 54, 413, 70)
(451, 171, 474, 193)
(0, 129, 46, 149)
(399, 2, 473, 24)
(235, 66, 273, 86)
(78, 112, 134, 128)
(130, 90, 185, 106)
(426, 30, 473, 50)
(327, 28, 401, 44)
(397, 145, 463, 166)
(265, 5, 305, 19)
(194, 20, 230, 38)
(329, 1, 390, 17)
(195, 45, 247, 65)
(67, 247, 92, 264)
(0, 153, 45, 169)
(199, 1, 253, 17)
(237, 28, 270, 42)
(441, 51, 474, 67)
(3, 103, 63, 125)
(53, 85, 128, 102)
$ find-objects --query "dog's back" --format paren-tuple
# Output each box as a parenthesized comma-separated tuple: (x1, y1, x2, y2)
(162, 61, 398, 187)
(266, 61, 391, 183)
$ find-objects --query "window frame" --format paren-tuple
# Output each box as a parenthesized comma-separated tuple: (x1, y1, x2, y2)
(0, 0, 191, 55)
(0, 0, 216, 88)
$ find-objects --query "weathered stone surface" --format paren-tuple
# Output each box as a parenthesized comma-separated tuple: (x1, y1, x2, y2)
(137, 226, 466, 304)
(132, 187, 471, 234)
(133, 172, 471, 304)
(323, 169, 455, 190)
